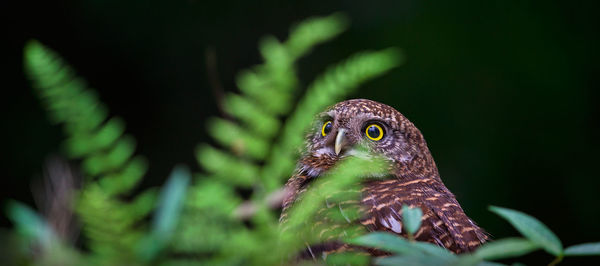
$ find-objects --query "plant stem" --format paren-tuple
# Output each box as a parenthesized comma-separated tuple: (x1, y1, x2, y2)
(548, 254, 563, 266)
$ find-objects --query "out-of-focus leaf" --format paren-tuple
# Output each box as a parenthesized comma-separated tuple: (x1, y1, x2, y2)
(325, 252, 370, 265)
(402, 204, 422, 236)
(375, 254, 449, 266)
(235, 69, 294, 115)
(474, 238, 539, 260)
(138, 166, 191, 260)
(65, 117, 125, 157)
(223, 93, 281, 138)
(152, 166, 191, 236)
(475, 261, 506, 266)
(489, 206, 563, 255)
(128, 188, 158, 218)
(188, 178, 241, 214)
(564, 242, 600, 256)
(5, 200, 56, 248)
(82, 136, 136, 176)
(207, 118, 269, 160)
(453, 255, 508, 266)
(412, 241, 456, 259)
(351, 232, 454, 259)
(286, 12, 349, 59)
(99, 156, 148, 196)
(195, 145, 258, 186)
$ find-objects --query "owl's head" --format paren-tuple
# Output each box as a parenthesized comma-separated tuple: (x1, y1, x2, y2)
(300, 99, 439, 179)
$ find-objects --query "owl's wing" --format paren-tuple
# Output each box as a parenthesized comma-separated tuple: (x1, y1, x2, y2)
(360, 177, 488, 253)
(280, 173, 487, 257)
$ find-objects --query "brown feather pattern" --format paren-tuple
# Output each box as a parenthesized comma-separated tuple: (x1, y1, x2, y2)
(280, 99, 488, 258)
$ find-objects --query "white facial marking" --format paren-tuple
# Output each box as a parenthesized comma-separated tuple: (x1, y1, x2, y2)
(313, 147, 333, 157)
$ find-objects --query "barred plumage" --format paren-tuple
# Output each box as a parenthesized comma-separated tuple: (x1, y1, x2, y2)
(280, 99, 488, 258)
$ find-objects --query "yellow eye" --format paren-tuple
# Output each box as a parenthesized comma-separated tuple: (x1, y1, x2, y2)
(365, 124, 384, 141)
(321, 121, 332, 136)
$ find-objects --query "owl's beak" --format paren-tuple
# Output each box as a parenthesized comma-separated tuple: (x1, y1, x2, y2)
(334, 128, 347, 155)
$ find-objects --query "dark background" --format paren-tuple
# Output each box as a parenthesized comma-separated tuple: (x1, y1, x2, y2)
(3, 0, 599, 264)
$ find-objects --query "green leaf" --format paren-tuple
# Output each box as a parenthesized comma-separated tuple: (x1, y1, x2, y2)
(564, 242, 600, 256)
(235, 68, 294, 115)
(82, 136, 136, 176)
(454, 255, 508, 266)
(412, 241, 457, 259)
(5, 200, 57, 248)
(138, 165, 191, 260)
(325, 252, 370, 265)
(489, 206, 563, 255)
(375, 255, 450, 266)
(222, 93, 280, 138)
(351, 232, 453, 259)
(195, 144, 259, 186)
(402, 205, 423, 236)
(474, 238, 539, 260)
(152, 166, 191, 236)
(65, 117, 125, 157)
(475, 261, 506, 266)
(207, 118, 269, 160)
(99, 156, 148, 196)
(285, 12, 349, 59)
(127, 188, 158, 218)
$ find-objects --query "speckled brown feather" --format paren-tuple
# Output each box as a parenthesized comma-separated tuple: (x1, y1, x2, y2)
(280, 99, 488, 258)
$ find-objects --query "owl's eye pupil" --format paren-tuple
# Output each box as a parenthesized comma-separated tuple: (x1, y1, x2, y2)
(365, 124, 384, 141)
(321, 121, 333, 136)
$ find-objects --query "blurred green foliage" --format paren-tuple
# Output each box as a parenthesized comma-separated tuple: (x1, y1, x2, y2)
(9, 13, 402, 265)
(7, 11, 600, 266)
(174, 13, 401, 264)
(355, 206, 600, 265)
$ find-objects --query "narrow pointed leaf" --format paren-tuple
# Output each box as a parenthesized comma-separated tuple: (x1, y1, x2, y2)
(351, 229, 414, 254)
(153, 165, 190, 238)
(564, 242, 600, 256)
(5, 200, 57, 248)
(375, 255, 450, 266)
(489, 206, 563, 255)
(351, 232, 453, 259)
(474, 238, 539, 260)
(475, 262, 506, 266)
(138, 165, 191, 260)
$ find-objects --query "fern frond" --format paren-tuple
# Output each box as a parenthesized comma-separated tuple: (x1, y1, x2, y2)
(24, 40, 148, 195)
(285, 12, 349, 58)
(195, 144, 259, 186)
(22, 12, 402, 265)
(15, 12, 600, 266)
(76, 185, 151, 264)
(24, 40, 158, 263)
(178, 12, 402, 265)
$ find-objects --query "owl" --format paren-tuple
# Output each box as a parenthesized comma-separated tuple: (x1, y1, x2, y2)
(280, 99, 488, 258)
